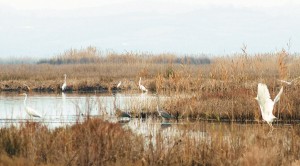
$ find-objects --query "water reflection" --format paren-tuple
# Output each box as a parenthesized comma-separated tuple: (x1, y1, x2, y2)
(0, 92, 294, 149)
(0, 92, 165, 128)
(161, 122, 172, 129)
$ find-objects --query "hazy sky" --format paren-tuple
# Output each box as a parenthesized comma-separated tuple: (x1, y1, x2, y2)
(1, 0, 300, 58)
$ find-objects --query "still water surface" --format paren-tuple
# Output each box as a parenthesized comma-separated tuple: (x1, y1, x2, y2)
(0, 92, 164, 128)
(0, 92, 297, 150)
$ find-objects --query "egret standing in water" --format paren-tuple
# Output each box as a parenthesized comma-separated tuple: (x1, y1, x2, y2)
(62, 74, 67, 91)
(20, 93, 42, 118)
(139, 77, 148, 93)
(156, 94, 172, 120)
(255, 83, 283, 128)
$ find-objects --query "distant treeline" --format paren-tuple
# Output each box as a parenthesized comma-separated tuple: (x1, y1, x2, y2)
(37, 47, 211, 65)
(0, 57, 37, 64)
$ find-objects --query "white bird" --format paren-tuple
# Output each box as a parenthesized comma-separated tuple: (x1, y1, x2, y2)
(20, 93, 42, 118)
(139, 77, 148, 92)
(278, 76, 300, 85)
(61, 74, 67, 91)
(255, 83, 283, 128)
(117, 81, 122, 88)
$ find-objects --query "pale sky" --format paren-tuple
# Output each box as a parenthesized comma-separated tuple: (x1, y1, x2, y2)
(1, 0, 300, 58)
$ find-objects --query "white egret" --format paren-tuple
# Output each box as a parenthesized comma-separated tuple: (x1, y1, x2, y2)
(20, 93, 42, 118)
(61, 74, 67, 91)
(117, 81, 122, 89)
(278, 76, 300, 85)
(139, 77, 148, 92)
(255, 83, 283, 128)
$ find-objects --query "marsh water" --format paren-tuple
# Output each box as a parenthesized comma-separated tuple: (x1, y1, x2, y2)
(0, 92, 297, 148)
(0, 92, 159, 127)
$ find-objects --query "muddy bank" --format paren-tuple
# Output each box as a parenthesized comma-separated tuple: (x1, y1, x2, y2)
(0, 79, 154, 93)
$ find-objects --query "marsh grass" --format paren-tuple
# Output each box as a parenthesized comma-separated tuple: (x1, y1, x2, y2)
(3, 48, 300, 165)
(0, 119, 144, 165)
(1, 91, 300, 165)
(1, 50, 300, 122)
(1, 118, 300, 165)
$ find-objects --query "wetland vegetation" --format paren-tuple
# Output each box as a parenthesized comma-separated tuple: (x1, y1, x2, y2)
(1, 47, 300, 165)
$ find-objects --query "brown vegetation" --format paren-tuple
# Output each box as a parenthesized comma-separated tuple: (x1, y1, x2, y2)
(1, 119, 300, 165)
(0, 119, 144, 165)
(2, 47, 300, 165)
(1, 48, 300, 123)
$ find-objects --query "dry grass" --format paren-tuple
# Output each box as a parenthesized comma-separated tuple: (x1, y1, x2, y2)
(157, 51, 300, 123)
(1, 119, 300, 165)
(1, 50, 300, 122)
(2, 48, 300, 165)
(0, 119, 144, 165)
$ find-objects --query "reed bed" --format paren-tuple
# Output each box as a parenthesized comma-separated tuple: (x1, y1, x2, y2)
(1, 118, 300, 165)
(1, 49, 300, 122)
(0, 119, 144, 165)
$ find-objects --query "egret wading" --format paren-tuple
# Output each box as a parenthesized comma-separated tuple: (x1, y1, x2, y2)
(62, 74, 67, 91)
(156, 94, 172, 120)
(20, 93, 42, 118)
(255, 83, 283, 128)
(113, 94, 131, 118)
(139, 77, 148, 93)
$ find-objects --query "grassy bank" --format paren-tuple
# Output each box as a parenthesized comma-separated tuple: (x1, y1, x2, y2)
(0, 119, 300, 165)
(0, 119, 143, 165)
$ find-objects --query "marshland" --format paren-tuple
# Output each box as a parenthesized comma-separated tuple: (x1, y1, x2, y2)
(1, 47, 300, 165)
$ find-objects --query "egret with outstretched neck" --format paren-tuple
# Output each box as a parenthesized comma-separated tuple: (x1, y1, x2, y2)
(139, 77, 148, 93)
(255, 83, 283, 128)
(20, 93, 42, 118)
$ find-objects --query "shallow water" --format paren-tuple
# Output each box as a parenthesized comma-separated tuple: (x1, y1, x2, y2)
(0, 92, 297, 146)
(2, 91, 299, 158)
(0, 92, 163, 128)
